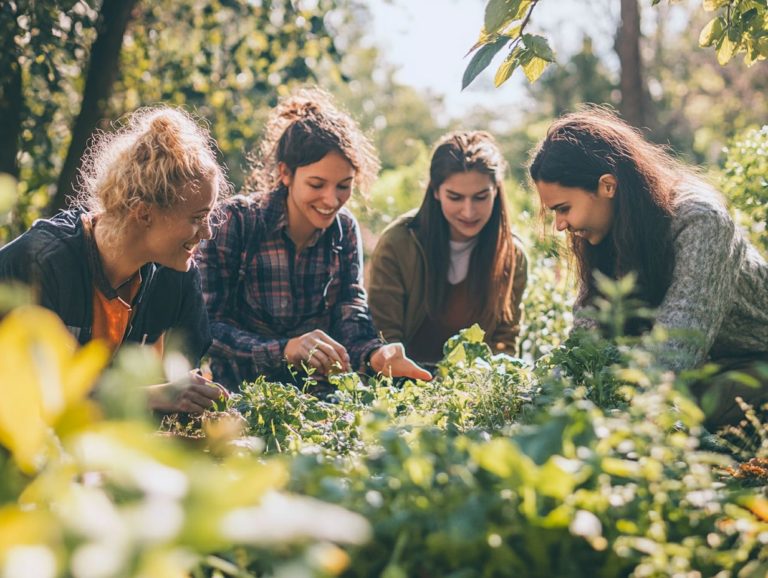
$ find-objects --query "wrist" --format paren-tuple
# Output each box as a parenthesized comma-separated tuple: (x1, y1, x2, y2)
(368, 345, 391, 373)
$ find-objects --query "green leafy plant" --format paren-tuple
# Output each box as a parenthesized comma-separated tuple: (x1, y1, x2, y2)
(722, 124, 768, 254)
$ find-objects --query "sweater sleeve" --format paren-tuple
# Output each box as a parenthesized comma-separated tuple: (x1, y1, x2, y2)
(654, 202, 741, 372)
(368, 226, 408, 343)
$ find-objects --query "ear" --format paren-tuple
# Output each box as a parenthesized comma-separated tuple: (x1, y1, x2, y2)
(598, 174, 617, 199)
(133, 202, 153, 228)
(278, 162, 293, 188)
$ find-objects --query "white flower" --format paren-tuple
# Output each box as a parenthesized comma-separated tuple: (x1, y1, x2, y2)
(569, 510, 602, 538)
(220, 491, 371, 545)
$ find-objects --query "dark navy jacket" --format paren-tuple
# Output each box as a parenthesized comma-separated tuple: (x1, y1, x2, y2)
(0, 211, 211, 363)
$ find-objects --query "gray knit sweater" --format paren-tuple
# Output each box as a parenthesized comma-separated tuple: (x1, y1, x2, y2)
(575, 185, 768, 372)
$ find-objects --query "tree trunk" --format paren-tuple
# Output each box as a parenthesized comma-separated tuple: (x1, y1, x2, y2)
(615, 0, 651, 129)
(50, 0, 139, 213)
(0, 7, 22, 178)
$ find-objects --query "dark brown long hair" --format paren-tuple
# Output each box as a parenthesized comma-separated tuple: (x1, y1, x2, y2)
(413, 131, 517, 325)
(528, 106, 705, 308)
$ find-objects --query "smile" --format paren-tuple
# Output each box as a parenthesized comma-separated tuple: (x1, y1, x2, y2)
(183, 242, 198, 252)
(313, 206, 337, 216)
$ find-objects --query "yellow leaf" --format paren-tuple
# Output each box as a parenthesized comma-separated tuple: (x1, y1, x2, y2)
(0, 173, 17, 215)
(471, 438, 535, 482)
(717, 34, 737, 65)
(601, 457, 641, 478)
(0, 306, 108, 472)
(494, 51, 517, 87)
(444, 342, 466, 367)
(522, 56, 547, 83)
(0, 505, 58, 552)
(404, 456, 434, 487)
(18, 461, 79, 507)
(463, 323, 486, 343)
(699, 16, 724, 47)
(743, 496, 768, 522)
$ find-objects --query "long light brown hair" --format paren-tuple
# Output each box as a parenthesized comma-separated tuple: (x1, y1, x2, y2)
(413, 130, 518, 325)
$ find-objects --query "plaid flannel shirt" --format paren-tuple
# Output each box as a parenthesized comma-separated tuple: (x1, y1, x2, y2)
(197, 188, 383, 389)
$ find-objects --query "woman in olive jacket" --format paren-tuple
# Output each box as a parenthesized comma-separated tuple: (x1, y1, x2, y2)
(369, 131, 528, 365)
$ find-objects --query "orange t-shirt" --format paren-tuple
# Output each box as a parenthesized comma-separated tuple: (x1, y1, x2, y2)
(91, 274, 141, 352)
(82, 214, 163, 355)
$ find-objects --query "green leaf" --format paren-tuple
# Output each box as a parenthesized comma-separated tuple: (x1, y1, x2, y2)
(699, 16, 725, 47)
(484, 0, 521, 36)
(524, 33, 555, 61)
(462, 35, 509, 90)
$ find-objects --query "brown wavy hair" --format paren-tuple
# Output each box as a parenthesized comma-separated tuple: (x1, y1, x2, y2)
(412, 130, 518, 326)
(246, 87, 380, 196)
(528, 106, 709, 309)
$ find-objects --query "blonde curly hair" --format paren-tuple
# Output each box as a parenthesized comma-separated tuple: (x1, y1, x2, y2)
(247, 87, 380, 196)
(76, 106, 229, 225)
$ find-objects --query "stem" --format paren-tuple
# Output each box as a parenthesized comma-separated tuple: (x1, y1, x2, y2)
(520, 0, 541, 33)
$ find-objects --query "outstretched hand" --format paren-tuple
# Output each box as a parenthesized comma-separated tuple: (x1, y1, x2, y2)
(369, 343, 432, 381)
(146, 369, 230, 414)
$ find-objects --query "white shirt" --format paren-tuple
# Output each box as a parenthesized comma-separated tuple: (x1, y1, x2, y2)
(447, 238, 477, 285)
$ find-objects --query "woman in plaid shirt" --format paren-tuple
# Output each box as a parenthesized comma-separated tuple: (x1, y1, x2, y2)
(198, 88, 431, 390)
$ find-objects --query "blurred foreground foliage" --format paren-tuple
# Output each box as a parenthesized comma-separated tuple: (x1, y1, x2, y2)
(4, 266, 768, 576)
(1, 6, 768, 575)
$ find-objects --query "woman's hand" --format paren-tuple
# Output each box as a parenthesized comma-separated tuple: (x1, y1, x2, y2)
(369, 343, 432, 381)
(284, 329, 351, 375)
(146, 369, 230, 414)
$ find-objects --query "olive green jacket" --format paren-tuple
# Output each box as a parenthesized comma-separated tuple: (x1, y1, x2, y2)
(368, 210, 528, 355)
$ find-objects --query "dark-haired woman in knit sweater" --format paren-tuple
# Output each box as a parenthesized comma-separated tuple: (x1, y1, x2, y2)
(529, 107, 768, 428)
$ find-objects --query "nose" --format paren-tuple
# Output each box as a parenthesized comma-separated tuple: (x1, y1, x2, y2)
(460, 198, 474, 218)
(199, 218, 214, 241)
(555, 214, 568, 232)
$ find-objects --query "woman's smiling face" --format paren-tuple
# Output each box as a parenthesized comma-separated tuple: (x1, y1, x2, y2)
(434, 170, 497, 242)
(281, 150, 355, 245)
(144, 175, 218, 271)
(536, 175, 616, 245)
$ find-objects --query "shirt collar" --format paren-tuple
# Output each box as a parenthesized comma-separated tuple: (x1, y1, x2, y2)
(81, 213, 148, 300)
